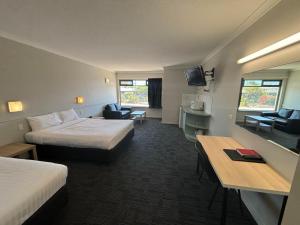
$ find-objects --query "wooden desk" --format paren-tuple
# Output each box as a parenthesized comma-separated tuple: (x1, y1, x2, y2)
(196, 135, 291, 225)
(0, 143, 38, 160)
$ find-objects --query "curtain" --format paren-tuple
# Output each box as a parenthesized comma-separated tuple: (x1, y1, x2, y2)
(148, 78, 162, 108)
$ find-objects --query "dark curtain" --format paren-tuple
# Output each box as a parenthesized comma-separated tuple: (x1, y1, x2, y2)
(148, 78, 162, 108)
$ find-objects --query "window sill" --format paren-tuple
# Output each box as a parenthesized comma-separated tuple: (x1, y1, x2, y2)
(237, 109, 275, 112)
(121, 104, 149, 108)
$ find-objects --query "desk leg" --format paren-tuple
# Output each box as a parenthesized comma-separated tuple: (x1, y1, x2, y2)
(31, 147, 38, 160)
(278, 196, 288, 225)
(221, 188, 228, 225)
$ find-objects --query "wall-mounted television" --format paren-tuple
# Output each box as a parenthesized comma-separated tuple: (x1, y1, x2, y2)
(185, 66, 207, 86)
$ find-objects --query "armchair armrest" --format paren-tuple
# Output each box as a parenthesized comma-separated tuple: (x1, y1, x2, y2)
(261, 112, 278, 117)
(121, 106, 132, 112)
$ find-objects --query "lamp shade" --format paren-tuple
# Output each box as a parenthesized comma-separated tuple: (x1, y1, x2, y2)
(75, 96, 84, 104)
(8, 101, 23, 112)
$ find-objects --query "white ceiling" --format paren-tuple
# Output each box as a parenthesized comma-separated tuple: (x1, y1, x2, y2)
(270, 62, 300, 71)
(0, 0, 278, 71)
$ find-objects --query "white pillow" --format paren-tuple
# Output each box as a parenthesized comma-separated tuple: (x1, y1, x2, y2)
(27, 113, 62, 131)
(59, 109, 80, 123)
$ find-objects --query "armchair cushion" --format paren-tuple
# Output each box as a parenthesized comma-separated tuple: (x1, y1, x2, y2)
(106, 104, 117, 111)
(114, 103, 122, 111)
(290, 110, 300, 120)
(278, 108, 293, 119)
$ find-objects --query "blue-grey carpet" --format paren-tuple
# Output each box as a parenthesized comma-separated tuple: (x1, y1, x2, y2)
(53, 119, 257, 225)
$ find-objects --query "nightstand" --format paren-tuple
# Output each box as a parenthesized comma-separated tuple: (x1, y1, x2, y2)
(0, 143, 38, 160)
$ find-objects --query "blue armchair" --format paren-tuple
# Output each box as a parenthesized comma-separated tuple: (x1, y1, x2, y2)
(103, 103, 132, 119)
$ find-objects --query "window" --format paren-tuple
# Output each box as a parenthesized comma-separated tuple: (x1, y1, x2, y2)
(238, 79, 282, 111)
(119, 80, 148, 107)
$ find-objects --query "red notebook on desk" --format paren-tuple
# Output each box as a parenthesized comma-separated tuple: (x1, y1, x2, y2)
(236, 148, 262, 159)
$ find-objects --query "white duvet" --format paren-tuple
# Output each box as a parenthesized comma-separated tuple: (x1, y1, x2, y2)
(0, 157, 67, 225)
(25, 118, 134, 150)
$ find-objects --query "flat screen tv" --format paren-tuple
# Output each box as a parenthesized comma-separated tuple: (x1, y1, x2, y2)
(185, 66, 207, 86)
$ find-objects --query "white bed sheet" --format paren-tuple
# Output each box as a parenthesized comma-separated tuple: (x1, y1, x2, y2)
(25, 118, 134, 150)
(0, 157, 67, 225)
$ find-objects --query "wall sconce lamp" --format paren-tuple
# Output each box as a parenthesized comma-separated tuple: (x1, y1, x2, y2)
(237, 32, 300, 64)
(75, 96, 84, 104)
(105, 78, 110, 84)
(8, 101, 23, 112)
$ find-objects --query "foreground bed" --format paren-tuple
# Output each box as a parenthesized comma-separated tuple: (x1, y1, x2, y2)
(25, 118, 134, 162)
(0, 157, 68, 225)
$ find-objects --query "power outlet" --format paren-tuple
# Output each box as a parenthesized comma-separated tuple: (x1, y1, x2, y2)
(18, 123, 24, 131)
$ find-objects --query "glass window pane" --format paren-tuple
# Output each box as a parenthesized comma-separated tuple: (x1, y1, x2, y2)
(239, 86, 280, 111)
(262, 80, 281, 86)
(119, 79, 148, 106)
(120, 80, 133, 86)
(244, 80, 262, 86)
(134, 80, 147, 86)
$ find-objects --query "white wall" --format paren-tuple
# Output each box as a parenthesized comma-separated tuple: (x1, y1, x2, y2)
(201, 0, 300, 224)
(116, 71, 163, 118)
(0, 36, 117, 146)
(283, 70, 300, 110)
(161, 66, 198, 124)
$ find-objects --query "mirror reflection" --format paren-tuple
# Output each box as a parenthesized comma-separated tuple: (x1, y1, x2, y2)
(236, 62, 300, 154)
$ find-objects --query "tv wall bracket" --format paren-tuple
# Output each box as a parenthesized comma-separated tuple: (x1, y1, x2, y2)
(204, 68, 215, 81)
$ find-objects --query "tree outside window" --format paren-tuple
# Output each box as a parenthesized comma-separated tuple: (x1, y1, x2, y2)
(119, 80, 148, 107)
(238, 79, 282, 111)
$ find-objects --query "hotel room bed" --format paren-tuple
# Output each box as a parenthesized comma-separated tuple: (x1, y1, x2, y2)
(25, 118, 134, 162)
(0, 157, 68, 225)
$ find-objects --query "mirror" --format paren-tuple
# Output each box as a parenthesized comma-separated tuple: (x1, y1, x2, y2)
(235, 62, 300, 154)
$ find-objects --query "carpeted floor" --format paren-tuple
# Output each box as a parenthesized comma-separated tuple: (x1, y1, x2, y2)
(53, 119, 257, 225)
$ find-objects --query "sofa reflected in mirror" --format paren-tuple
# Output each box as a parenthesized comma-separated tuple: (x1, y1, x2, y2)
(261, 108, 300, 134)
(235, 62, 300, 154)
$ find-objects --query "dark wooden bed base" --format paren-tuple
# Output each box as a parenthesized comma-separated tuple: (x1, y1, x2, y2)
(34, 129, 134, 163)
(23, 185, 68, 225)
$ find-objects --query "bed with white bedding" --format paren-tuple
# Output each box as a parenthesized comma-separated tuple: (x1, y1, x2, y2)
(25, 118, 134, 162)
(0, 157, 68, 225)
(26, 118, 134, 150)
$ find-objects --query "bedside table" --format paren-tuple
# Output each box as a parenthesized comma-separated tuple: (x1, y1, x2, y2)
(0, 143, 38, 160)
